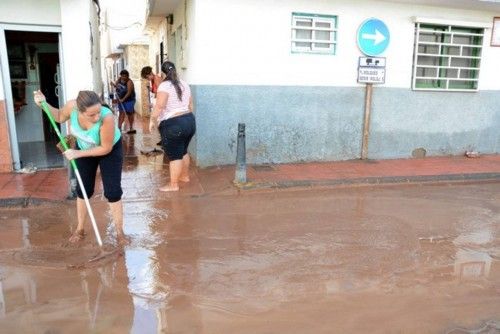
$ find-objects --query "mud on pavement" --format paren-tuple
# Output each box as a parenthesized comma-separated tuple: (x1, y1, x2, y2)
(0, 183, 499, 333)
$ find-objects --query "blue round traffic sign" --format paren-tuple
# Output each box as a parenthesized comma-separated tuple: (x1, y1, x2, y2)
(357, 18, 390, 56)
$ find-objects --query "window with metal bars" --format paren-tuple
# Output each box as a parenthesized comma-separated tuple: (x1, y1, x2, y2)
(412, 23, 484, 91)
(291, 13, 337, 54)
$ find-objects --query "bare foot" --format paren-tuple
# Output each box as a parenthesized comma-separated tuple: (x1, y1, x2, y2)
(159, 184, 179, 192)
(116, 233, 131, 246)
(69, 229, 85, 243)
(179, 176, 190, 183)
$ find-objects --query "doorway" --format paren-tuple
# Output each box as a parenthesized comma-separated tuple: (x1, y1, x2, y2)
(38, 52, 60, 143)
(4, 30, 64, 169)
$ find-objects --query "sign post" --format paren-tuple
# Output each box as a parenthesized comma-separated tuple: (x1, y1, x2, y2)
(362, 83, 373, 160)
(356, 18, 390, 160)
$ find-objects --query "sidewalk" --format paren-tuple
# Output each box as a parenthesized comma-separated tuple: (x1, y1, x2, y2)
(240, 154, 500, 190)
(1, 125, 499, 205)
(1, 153, 499, 205)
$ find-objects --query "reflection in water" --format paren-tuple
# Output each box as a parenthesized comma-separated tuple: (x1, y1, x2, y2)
(0, 256, 134, 333)
(122, 133, 136, 157)
(418, 222, 495, 283)
(126, 249, 167, 333)
(155, 196, 203, 333)
(120, 200, 171, 333)
(453, 227, 494, 281)
(0, 280, 4, 317)
(0, 211, 139, 332)
(0, 184, 500, 332)
(454, 249, 491, 281)
(124, 155, 139, 171)
(22, 218, 30, 248)
(122, 128, 167, 173)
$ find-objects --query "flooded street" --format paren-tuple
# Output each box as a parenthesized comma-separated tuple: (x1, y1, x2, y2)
(0, 182, 499, 333)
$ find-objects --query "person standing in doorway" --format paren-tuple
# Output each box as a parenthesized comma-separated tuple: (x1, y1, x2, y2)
(111, 69, 136, 134)
(33, 89, 128, 245)
(149, 61, 196, 192)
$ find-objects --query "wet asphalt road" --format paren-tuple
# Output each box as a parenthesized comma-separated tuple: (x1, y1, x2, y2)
(0, 181, 499, 333)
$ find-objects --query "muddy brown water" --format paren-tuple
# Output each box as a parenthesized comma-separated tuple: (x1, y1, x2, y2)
(0, 183, 499, 333)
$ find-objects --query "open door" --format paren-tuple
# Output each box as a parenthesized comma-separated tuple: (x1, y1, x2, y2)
(1, 28, 64, 170)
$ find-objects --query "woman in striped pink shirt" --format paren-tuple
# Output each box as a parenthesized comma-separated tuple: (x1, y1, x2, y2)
(149, 61, 196, 192)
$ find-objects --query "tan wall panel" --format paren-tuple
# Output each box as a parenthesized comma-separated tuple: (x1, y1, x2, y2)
(0, 100, 13, 172)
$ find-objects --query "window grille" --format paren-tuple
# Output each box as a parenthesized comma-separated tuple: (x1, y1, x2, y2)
(412, 23, 484, 91)
(291, 13, 337, 54)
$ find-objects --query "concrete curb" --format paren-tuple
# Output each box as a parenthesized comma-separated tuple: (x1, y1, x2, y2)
(236, 173, 500, 191)
(0, 197, 70, 208)
(2, 173, 499, 206)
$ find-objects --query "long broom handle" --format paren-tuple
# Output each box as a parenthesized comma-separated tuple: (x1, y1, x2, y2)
(40, 101, 103, 247)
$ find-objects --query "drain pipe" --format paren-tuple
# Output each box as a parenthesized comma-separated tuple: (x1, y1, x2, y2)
(234, 123, 247, 183)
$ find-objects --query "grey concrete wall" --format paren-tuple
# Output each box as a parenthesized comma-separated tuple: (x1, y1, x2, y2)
(191, 85, 500, 167)
(370, 88, 500, 159)
(192, 85, 365, 167)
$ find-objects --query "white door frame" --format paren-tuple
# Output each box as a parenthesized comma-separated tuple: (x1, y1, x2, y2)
(0, 23, 63, 170)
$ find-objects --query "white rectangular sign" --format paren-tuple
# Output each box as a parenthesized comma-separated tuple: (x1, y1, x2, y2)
(359, 57, 386, 67)
(358, 67, 385, 84)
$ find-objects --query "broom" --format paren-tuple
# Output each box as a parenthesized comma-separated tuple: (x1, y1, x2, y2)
(40, 101, 104, 247)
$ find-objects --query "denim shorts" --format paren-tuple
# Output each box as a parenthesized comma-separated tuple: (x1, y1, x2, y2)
(118, 100, 135, 114)
(159, 113, 196, 161)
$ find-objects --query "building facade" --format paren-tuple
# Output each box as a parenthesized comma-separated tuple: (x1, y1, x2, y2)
(0, 0, 102, 172)
(145, 0, 500, 168)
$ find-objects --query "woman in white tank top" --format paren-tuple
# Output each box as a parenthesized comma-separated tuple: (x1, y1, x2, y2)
(149, 61, 196, 192)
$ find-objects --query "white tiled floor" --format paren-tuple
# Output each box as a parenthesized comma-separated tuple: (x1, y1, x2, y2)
(18, 141, 64, 169)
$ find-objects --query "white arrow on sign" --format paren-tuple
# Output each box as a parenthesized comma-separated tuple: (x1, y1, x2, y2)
(361, 29, 386, 45)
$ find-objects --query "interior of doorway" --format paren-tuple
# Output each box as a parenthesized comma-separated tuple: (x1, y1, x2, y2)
(5, 30, 63, 169)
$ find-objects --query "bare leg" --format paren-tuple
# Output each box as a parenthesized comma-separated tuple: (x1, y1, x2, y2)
(118, 112, 125, 131)
(127, 112, 135, 132)
(109, 200, 129, 245)
(69, 198, 87, 242)
(179, 154, 190, 182)
(159, 159, 182, 192)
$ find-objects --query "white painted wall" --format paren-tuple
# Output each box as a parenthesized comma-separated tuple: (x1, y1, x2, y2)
(169, 0, 195, 80)
(0, 3, 59, 147)
(0, 0, 61, 102)
(89, 2, 103, 95)
(478, 31, 500, 91)
(0, 0, 61, 26)
(147, 19, 168, 73)
(149, 0, 193, 80)
(187, 0, 500, 90)
(59, 0, 97, 99)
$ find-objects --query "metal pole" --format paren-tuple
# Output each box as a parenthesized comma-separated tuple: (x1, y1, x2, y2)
(361, 83, 373, 160)
(234, 123, 247, 183)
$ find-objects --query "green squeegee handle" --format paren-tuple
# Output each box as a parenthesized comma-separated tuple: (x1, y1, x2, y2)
(40, 101, 77, 170)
